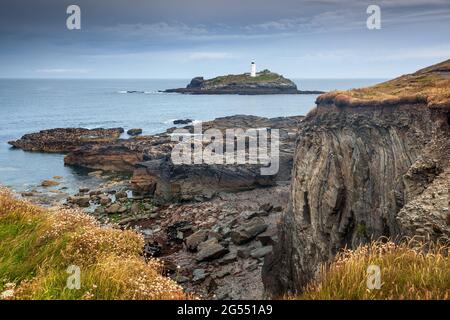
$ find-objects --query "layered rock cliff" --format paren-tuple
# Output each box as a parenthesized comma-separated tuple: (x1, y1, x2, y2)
(263, 60, 450, 296)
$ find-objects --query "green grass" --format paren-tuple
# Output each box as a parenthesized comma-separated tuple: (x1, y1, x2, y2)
(0, 188, 187, 300)
(208, 71, 283, 85)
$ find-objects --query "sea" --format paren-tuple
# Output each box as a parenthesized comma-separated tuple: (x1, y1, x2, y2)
(0, 78, 383, 194)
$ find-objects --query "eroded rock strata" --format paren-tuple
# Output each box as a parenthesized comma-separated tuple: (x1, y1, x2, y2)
(8, 127, 124, 152)
(263, 60, 450, 296)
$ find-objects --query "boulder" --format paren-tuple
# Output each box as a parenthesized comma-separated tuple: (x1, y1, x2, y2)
(185, 229, 209, 251)
(68, 195, 90, 207)
(192, 268, 208, 282)
(219, 251, 238, 265)
(99, 195, 111, 205)
(106, 203, 127, 214)
(196, 238, 229, 262)
(127, 128, 143, 136)
(230, 217, 268, 245)
(167, 221, 192, 243)
(173, 119, 193, 125)
(41, 180, 59, 187)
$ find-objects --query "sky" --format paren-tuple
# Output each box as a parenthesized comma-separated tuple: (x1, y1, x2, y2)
(0, 0, 449, 79)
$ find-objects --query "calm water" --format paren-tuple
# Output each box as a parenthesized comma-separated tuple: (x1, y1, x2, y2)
(0, 78, 383, 193)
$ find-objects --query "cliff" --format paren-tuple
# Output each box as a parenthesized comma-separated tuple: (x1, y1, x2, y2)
(163, 70, 323, 95)
(263, 59, 450, 296)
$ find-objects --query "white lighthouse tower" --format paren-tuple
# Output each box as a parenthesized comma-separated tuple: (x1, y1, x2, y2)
(250, 61, 256, 77)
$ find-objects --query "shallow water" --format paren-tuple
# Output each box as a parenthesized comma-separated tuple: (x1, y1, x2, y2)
(0, 78, 383, 193)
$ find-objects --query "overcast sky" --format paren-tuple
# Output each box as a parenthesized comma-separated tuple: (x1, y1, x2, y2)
(0, 0, 449, 78)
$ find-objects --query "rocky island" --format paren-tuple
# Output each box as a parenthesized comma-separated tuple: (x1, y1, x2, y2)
(163, 69, 324, 95)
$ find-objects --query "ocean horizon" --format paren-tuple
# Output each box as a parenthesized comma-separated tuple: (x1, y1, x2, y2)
(0, 78, 384, 193)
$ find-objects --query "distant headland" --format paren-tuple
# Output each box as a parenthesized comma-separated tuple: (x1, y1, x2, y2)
(163, 62, 324, 95)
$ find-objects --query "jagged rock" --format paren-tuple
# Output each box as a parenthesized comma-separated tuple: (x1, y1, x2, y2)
(173, 119, 193, 125)
(167, 221, 192, 243)
(106, 203, 126, 214)
(192, 269, 208, 282)
(219, 251, 238, 265)
(130, 202, 141, 214)
(196, 238, 229, 262)
(41, 180, 59, 187)
(237, 247, 252, 259)
(115, 191, 128, 199)
(99, 195, 111, 205)
(8, 127, 123, 152)
(213, 268, 231, 279)
(185, 229, 209, 251)
(250, 246, 272, 259)
(230, 217, 268, 245)
(256, 228, 278, 246)
(259, 203, 273, 212)
(67, 195, 90, 207)
(127, 128, 143, 136)
(143, 241, 162, 257)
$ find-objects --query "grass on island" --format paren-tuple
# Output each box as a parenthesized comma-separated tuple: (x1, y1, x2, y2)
(294, 239, 449, 300)
(208, 70, 284, 85)
(0, 188, 187, 300)
(320, 59, 450, 108)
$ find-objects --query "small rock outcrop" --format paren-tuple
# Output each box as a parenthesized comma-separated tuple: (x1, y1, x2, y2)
(127, 128, 143, 136)
(8, 127, 124, 152)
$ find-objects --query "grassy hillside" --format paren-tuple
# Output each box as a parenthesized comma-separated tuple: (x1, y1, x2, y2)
(0, 188, 187, 300)
(318, 59, 450, 108)
(296, 239, 449, 300)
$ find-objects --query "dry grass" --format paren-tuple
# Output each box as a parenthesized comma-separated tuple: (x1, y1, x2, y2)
(318, 59, 450, 109)
(296, 239, 450, 300)
(0, 188, 187, 300)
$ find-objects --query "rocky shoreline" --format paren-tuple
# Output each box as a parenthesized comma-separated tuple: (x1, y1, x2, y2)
(8, 114, 303, 299)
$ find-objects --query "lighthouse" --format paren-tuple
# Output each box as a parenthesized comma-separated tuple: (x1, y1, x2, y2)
(250, 61, 256, 77)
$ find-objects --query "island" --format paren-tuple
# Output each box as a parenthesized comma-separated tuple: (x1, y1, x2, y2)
(163, 69, 324, 95)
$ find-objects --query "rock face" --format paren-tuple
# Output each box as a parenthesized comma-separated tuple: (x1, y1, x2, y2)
(130, 115, 303, 201)
(263, 60, 450, 296)
(164, 70, 324, 95)
(8, 128, 124, 152)
(230, 217, 268, 245)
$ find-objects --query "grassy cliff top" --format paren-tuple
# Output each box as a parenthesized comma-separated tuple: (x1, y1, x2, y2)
(318, 59, 450, 109)
(206, 70, 291, 85)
